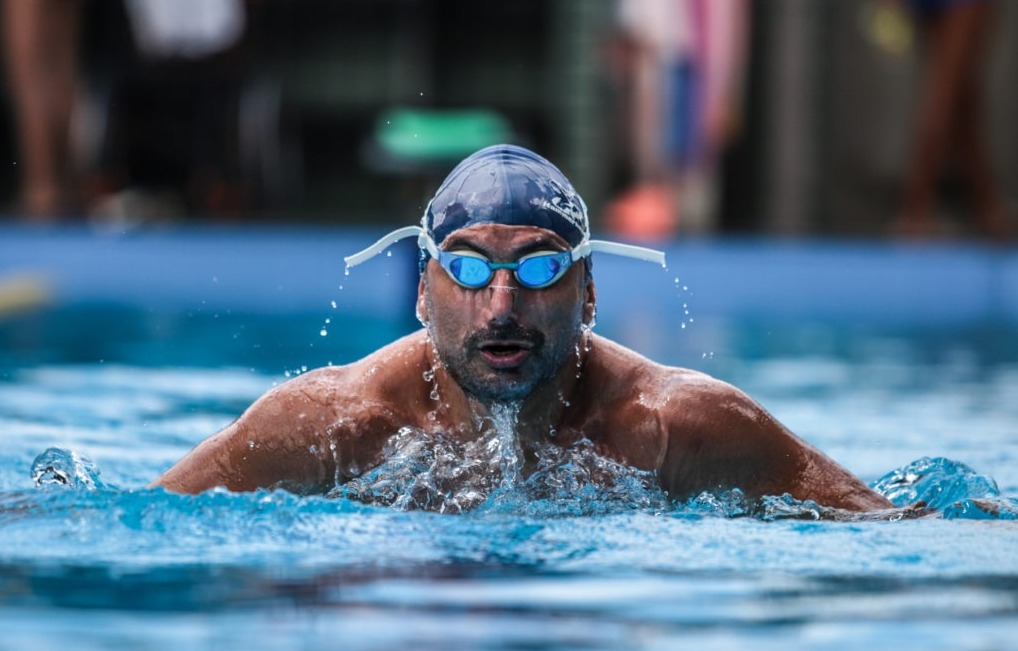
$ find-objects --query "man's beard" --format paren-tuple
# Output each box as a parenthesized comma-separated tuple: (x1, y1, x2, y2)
(429, 321, 580, 404)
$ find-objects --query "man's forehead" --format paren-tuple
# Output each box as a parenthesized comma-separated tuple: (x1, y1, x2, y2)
(442, 224, 571, 251)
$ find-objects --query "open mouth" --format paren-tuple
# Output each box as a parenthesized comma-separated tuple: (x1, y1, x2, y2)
(478, 340, 533, 369)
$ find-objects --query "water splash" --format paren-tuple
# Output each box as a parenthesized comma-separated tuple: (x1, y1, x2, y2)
(339, 403, 525, 513)
(871, 456, 1002, 511)
(31, 448, 109, 491)
(488, 402, 523, 492)
(25, 446, 1017, 520)
(336, 427, 503, 513)
(674, 457, 1018, 521)
(337, 415, 668, 516)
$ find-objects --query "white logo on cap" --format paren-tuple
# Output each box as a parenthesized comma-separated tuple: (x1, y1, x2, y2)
(532, 190, 588, 234)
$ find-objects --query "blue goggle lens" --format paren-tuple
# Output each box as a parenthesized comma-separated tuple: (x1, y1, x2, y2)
(517, 254, 567, 287)
(448, 256, 493, 287)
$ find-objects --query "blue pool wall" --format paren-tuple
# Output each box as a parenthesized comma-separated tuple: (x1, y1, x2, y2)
(3, 224, 1018, 329)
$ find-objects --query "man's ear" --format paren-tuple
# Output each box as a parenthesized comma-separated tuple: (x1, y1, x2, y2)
(416, 274, 429, 324)
(583, 276, 597, 326)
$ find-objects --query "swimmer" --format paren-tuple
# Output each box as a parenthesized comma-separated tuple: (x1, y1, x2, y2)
(152, 144, 893, 512)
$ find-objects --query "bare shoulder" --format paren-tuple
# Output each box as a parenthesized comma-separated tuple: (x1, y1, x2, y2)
(584, 333, 731, 406)
(586, 335, 892, 511)
(268, 329, 432, 410)
(152, 330, 431, 495)
(228, 329, 434, 456)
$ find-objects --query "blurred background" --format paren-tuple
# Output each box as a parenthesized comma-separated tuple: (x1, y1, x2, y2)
(2, 0, 1016, 240)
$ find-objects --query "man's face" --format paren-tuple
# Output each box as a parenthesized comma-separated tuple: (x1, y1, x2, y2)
(418, 224, 595, 404)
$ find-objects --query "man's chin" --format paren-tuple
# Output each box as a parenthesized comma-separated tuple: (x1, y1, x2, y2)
(461, 373, 538, 404)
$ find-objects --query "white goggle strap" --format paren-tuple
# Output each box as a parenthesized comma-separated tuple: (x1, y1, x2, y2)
(571, 239, 667, 267)
(345, 227, 668, 270)
(343, 226, 424, 269)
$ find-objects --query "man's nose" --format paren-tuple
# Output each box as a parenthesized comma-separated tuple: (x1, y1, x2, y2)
(486, 268, 518, 323)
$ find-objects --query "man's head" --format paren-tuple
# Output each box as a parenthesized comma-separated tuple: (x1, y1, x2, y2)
(413, 146, 594, 403)
(423, 144, 589, 250)
(344, 144, 665, 403)
(418, 222, 593, 403)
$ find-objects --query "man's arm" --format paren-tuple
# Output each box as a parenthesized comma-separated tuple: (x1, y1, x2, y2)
(658, 376, 893, 512)
(150, 372, 340, 495)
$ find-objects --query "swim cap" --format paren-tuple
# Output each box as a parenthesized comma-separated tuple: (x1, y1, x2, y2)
(343, 145, 665, 272)
(425, 144, 589, 247)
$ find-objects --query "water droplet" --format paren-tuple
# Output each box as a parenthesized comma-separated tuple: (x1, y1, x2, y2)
(331, 300, 338, 308)
(320, 329, 328, 337)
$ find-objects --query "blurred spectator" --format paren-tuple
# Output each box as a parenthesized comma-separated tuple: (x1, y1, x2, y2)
(604, 0, 750, 239)
(2, 0, 252, 226)
(892, 0, 1014, 238)
(2, 0, 83, 221)
(86, 0, 250, 227)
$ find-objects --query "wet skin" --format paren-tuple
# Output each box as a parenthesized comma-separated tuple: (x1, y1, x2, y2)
(153, 224, 894, 512)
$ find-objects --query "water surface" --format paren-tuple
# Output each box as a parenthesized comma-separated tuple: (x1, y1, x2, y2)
(2, 310, 1017, 650)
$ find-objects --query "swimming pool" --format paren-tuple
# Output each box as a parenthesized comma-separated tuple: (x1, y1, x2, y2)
(2, 226, 1018, 650)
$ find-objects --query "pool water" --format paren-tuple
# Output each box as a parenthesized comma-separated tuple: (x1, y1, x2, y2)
(2, 307, 1018, 650)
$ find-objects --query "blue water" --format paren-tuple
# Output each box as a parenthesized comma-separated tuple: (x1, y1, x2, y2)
(2, 309, 1018, 650)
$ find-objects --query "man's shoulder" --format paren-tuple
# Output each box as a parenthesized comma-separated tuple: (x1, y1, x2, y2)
(590, 334, 735, 396)
(264, 330, 430, 404)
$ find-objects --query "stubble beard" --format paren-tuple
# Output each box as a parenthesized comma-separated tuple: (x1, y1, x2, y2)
(424, 298, 582, 406)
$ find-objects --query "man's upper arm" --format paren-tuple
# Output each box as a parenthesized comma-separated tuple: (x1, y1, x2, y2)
(151, 377, 338, 495)
(657, 377, 891, 511)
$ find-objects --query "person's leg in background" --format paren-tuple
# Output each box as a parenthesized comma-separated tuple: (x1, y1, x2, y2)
(899, 0, 1011, 238)
(2, 0, 83, 221)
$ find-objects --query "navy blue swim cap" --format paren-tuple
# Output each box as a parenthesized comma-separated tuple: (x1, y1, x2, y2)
(424, 144, 589, 247)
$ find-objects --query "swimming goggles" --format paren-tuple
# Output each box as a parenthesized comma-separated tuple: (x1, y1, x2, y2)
(344, 226, 666, 289)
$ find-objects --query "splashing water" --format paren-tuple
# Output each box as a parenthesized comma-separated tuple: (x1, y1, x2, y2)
(488, 402, 523, 492)
(31, 448, 109, 491)
(336, 427, 506, 513)
(871, 456, 1018, 519)
(336, 403, 668, 516)
(27, 446, 1017, 520)
(339, 403, 526, 513)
